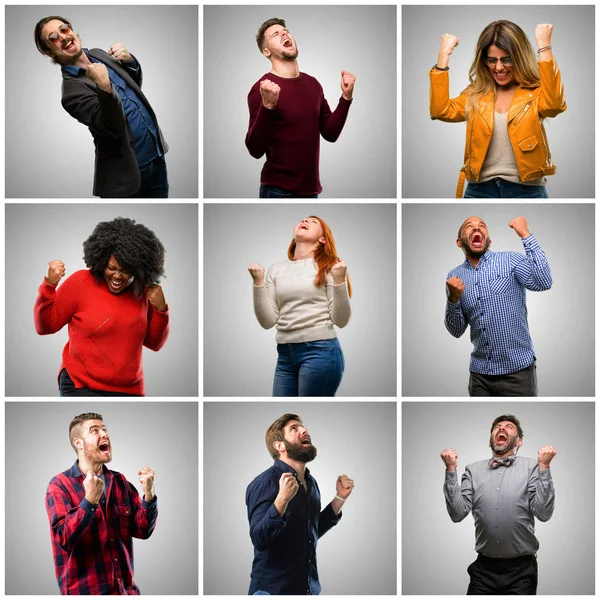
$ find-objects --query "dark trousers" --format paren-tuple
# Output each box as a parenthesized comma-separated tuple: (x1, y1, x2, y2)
(469, 362, 537, 396)
(259, 184, 318, 199)
(59, 369, 141, 397)
(467, 554, 537, 595)
(130, 155, 169, 198)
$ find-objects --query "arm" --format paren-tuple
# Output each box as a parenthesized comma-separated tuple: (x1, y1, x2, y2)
(443, 468, 473, 523)
(34, 271, 83, 335)
(319, 94, 352, 143)
(129, 480, 158, 540)
(327, 281, 351, 327)
(444, 277, 468, 338)
(45, 481, 97, 551)
(245, 84, 276, 159)
(252, 266, 279, 329)
(320, 473, 353, 535)
(529, 445, 556, 522)
(535, 24, 566, 118)
(143, 289, 170, 350)
(509, 217, 552, 291)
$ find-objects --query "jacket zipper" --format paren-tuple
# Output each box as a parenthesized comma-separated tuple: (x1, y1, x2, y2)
(539, 116, 552, 166)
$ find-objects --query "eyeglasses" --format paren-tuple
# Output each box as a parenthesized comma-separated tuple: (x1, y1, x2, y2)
(47, 23, 72, 44)
(485, 56, 512, 67)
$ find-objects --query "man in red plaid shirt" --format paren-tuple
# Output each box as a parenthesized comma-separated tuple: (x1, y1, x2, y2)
(45, 412, 158, 594)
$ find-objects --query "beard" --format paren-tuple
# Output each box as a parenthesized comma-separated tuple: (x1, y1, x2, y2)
(281, 46, 299, 61)
(489, 433, 518, 456)
(460, 234, 491, 259)
(284, 439, 317, 463)
(83, 440, 112, 464)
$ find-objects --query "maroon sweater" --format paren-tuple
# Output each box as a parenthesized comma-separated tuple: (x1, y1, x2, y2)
(245, 72, 352, 195)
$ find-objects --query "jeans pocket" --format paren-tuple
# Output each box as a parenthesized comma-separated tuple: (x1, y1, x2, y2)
(305, 340, 334, 350)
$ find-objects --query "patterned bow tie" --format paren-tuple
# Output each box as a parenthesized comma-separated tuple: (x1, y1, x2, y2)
(488, 455, 517, 469)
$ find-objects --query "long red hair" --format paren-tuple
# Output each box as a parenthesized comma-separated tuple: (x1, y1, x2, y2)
(287, 215, 352, 297)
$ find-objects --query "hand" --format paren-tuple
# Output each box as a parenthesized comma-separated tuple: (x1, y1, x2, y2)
(509, 216, 531, 239)
(331, 259, 347, 285)
(534, 24, 553, 48)
(85, 63, 112, 93)
(336, 474, 354, 499)
(446, 276, 465, 303)
(259, 79, 280, 110)
(537, 445, 556, 470)
(138, 466, 156, 501)
(276, 472, 299, 504)
(440, 448, 458, 472)
(146, 285, 167, 312)
(340, 70, 356, 101)
(84, 470, 105, 504)
(247, 263, 265, 287)
(439, 34, 460, 57)
(46, 260, 66, 286)
(108, 42, 133, 64)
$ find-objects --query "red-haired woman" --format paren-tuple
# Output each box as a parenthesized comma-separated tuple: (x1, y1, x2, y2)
(248, 216, 351, 396)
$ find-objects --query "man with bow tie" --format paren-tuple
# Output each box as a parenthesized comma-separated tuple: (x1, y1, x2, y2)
(440, 414, 556, 595)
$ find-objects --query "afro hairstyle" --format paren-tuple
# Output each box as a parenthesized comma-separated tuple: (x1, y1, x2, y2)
(82, 217, 165, 298)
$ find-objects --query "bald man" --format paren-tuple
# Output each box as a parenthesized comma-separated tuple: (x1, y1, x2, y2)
(445, 216, 552, 396)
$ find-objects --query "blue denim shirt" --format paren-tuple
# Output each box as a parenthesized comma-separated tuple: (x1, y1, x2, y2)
(62, 49, 162, 166)
(246, 459, 342, 595)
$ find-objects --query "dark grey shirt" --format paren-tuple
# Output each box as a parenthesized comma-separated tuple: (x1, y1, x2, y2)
(444, 456, 555, 558)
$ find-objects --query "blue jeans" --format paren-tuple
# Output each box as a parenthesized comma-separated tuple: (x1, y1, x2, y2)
(464, 178, 548, 199)
(259, 185, 318, 199)
(130, 155, 169, 198)
(273, 338, 344, 396)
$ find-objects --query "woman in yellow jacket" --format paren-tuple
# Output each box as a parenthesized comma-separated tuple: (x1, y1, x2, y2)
(430, 21, 566, 198)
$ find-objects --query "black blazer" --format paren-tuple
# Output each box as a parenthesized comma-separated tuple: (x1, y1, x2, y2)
(61, 49, 168, 198)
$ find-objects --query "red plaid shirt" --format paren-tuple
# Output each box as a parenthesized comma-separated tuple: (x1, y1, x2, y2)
(46, 461, 158, 595)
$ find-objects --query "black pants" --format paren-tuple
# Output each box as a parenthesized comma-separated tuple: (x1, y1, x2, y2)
(59, 369, 141, 397)
(469, 361, 537, 396)
(467, 554, 537, 595)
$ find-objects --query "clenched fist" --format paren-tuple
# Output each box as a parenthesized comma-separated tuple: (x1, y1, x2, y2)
(247, 263, 265, 287)
(439, 34, 460, 56)
(46, 260, 66, 286)
(138, 466, 156, 501)
(537, 445, 556, 470)
(108, 42, 133, 64)
(336, 474, 354, 499)
(331, 259, 347, 285)
(85, 63, 112, 93)
(260, 79, 280, 110)
(277, 472, 299, 503)
(446, 276, 465, 303)
(509, 216, 531, 239)
(534, 24, 553, 48)
(84, 470, 105, 504)
(440, 448, 458, 472)
(340, 70, 356, 101)
(146, 284, 167, 312)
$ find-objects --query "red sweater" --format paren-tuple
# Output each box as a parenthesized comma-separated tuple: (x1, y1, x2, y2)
(34, 270, 169, 395)
(245, 72, 352, 195)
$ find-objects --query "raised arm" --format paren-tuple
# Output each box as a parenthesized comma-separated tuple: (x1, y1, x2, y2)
(327, 260, 351, 327)
(534, 24, 566, 118)
(250, 264, 279, 329)
(444, 276, 468, 337)
(528, 446, 556, 522)
(143, 285, 170, 350)
(130, 468, 158, 539)
(441, 449, 473, 522)
(245, 81, 278, 159)
(509, 217, 552, 291)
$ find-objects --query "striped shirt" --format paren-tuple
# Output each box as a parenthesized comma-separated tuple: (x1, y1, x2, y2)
(46, 461, 157, 595)
(445, 235, 552, 375)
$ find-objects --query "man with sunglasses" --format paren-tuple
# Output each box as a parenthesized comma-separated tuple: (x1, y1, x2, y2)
(34, 16, 168, 198)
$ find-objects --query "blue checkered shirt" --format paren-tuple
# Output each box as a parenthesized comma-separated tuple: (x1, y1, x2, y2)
(445, 234, 552, 375)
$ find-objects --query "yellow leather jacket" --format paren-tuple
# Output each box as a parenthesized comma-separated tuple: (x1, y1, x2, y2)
(430, 58, 566, 197)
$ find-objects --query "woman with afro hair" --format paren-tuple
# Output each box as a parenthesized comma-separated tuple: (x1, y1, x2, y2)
(34, 217, 169, 396)
(247, 215, 351, 396)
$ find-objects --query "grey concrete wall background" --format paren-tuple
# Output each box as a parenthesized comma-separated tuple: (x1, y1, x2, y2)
(5, 402, 199, 595)
(402, 401, 595, 595)
(6, 203, 198, 396)
(204, 5, 397, 198)
(402, 5, 594, 198)
(203, 203, 397, 397)
(6, 5, 198, 198)
(204, 401, 397, 595)
(402, 203, 595, 396)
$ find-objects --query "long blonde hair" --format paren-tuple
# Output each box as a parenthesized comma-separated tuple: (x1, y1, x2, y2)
(465, 20, 540, 117)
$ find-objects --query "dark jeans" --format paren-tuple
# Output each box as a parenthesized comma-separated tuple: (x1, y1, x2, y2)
(273, 338, 344, 396)
(130, 155, 169, 198)
(59, 369, 141, 397)
(467, 554, 538, 595)
(469, 361, 537, 397)
(259, 185, 318, 199)
(464, 178, 548, 199)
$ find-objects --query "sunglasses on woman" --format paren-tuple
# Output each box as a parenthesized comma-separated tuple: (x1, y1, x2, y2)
(47, 23, 72, 44)
(485, 56, 513, 67)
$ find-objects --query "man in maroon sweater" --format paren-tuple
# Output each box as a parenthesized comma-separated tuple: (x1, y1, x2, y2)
(246, 18, 355, 198)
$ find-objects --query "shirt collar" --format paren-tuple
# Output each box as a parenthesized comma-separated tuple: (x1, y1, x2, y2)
(61, 48, 94, 76)
(273, 458, 311, 479)
(70, 459, 108, 478)
(463, 248, 493, 269)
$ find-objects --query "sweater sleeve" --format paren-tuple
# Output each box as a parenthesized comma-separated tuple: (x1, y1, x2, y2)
(34, 273, 85, 335)
(326, 280, 351, 327)
(429, 69, 468, 122)
(537, 57, 566, 118)
(253, 266, 279, 329)
(143, 303, 170, 351)
(319, 94, 352, 142)
(245, 84, 276, 159)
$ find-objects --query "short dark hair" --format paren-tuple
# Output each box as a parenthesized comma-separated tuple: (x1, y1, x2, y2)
(491, 414, 524, 439)
(34, 15, 71, 57)
(69, 412, 103, 452)
(256, 18, 286, 52)
(265, 413, 301, 459)
(82, 217, 166, 299)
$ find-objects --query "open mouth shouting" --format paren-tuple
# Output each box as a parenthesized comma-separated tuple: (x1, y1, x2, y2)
(492, 70, 512, 85)
(282, 38, 293, 49)
(109, 278, 124, 292)
(62, 38, 76, 52)
(98, 439, 111, 457)
(300, 434, 312, 446)
(470, 231, 485, 250)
